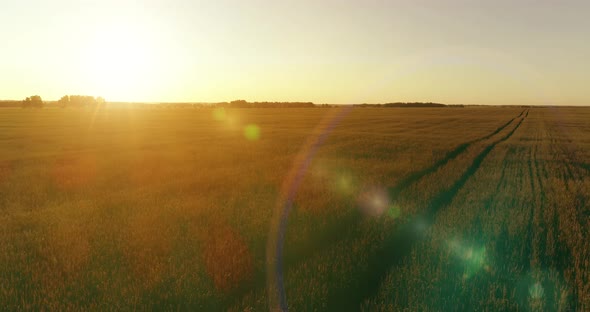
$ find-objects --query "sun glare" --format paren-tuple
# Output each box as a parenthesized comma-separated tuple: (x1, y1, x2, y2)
(83, 25, 160, 101)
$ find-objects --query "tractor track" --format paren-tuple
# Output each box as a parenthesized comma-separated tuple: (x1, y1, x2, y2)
(387, 111, 524, 198)
(327, 111, 528, 311)
(281, 110, 527, 272)
(235, 110, 528, 311)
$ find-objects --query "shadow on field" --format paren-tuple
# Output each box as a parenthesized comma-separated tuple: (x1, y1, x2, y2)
(283, 110, 526, 271)
(573, 162, 590, 173)
(326, 113, 527, 311)
(228, 110, 527, 310)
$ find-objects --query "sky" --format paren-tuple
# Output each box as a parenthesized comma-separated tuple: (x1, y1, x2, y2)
(1, 0, 589, 105)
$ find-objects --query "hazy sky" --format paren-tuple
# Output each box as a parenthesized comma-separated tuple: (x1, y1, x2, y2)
(1, 0, 589, 104)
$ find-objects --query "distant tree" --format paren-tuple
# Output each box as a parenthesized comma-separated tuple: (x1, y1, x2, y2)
(22, 97, 31, 108)
(221, 100, 316, 108)
(57, 95, 69, 107)
(230, 100, 247, 105)
(57, 95, 104, 107)
(22, 95, 43, 108)
(70, 95, 95, 107)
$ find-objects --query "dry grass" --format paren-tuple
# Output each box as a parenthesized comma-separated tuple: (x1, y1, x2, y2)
(202, 222, 254, 292)
(0, 106, 588, 310)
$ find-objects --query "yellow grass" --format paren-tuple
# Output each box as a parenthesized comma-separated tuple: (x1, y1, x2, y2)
(0, 107, 588, 310)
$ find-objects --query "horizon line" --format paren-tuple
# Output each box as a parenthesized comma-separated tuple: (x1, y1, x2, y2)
(1, 99, 590, 107)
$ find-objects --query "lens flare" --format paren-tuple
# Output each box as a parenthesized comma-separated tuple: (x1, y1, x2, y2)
(388, 204, 401, 219)
(358, 187, 390, 217)
(462, 246, 486, 279)
(334, 171, 356, 195)
(213, 107, 227, 121)
(447, 239, 488, 279)
(244, 124, 261, 141)
(413, 217, 430, 234)
(337, 174, 352, 191)
(311, 163, 358, 196)
(266, 106, 354, 311)
(529, 282, 544, 299)
(515, 269, 571, 311)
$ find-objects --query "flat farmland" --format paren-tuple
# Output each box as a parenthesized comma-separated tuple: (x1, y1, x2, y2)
(0, 107, 589, 311)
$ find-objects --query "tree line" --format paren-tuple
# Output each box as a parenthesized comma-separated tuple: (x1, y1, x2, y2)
(57, 95, 106, 107)
(11, 96, 465, 109)
(22, 95, 44, 108)
(17, 95, 106, 108)
(354, 102, 464, 108)
(215, 100, 316, 108)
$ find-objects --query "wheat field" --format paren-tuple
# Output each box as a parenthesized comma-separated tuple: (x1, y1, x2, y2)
(1, 107, 589, 311)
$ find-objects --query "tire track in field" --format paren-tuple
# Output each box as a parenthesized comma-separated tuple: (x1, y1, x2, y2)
(546, 132, 575, 191)
(329, 112, 528, 311)
(525, 127, 542, 269)
(231, 110, 527, 310)
(532, 114, 578, 309)
(532, 119, 552, 267)
(524, 132, 537, 268)
(283, 110, 525, 272)
(546, 111, 582, 184)
(532, 113, 581, 305)
(494, 146, 513, 193)
(388, 110, 525, 198)
(544, 113, 583, 309)
(424, 115, 525, 216)
(281, 111, 524, 272)
(479, 141, 515, 225)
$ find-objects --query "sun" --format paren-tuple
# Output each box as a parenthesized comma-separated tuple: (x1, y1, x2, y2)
(83, 24, 160, 101)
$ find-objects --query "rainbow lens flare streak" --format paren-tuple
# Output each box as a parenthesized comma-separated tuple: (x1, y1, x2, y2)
(266, 106, 353, 311)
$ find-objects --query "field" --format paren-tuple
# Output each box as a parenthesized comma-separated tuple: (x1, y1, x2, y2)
(1, 106, 589, 311)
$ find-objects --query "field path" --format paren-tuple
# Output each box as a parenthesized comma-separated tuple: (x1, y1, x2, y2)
(387, 111, 524, 199)
(327, 110, 528, 311)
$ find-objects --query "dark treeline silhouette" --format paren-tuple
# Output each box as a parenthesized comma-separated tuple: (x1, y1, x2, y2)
(22, 95, 43, 108)
(0, 97, 500, 109)
(57, 95, 105, 107)
(354, 102, 463, 108)
(215, 100, 316, 108)
(384, 102, 446, 107)
(153, 103, 209, 108)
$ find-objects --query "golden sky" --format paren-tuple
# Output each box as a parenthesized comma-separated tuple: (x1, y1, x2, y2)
(1, 0, 589, 105)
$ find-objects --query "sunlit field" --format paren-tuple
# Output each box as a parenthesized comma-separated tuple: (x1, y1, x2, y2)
(1, 107, 590, 310)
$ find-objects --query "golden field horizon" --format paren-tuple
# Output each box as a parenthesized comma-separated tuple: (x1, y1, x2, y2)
(2, 98, 590, 107)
